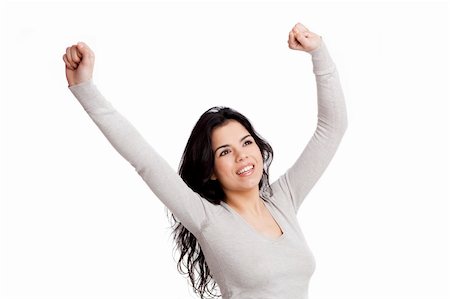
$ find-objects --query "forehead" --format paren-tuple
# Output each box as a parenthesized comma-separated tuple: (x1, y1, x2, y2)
(211, 120, 250, 146)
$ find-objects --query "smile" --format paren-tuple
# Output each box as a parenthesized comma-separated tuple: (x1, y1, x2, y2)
(236, 164, 254, 176)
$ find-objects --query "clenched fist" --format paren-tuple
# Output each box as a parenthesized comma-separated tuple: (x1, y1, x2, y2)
(62, 42, 95, 87)
(287, 22, 322, 53)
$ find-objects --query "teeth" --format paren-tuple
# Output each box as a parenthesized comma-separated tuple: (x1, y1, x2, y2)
(237, 165, 254, 175)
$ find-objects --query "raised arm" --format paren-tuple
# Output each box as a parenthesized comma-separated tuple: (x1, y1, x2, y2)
(271, 23, 348, 214)
(62, 42, 210, 237)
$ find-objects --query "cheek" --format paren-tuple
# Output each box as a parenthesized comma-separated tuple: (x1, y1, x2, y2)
(255, 151, 265, 173)
(214, 158, 230, 177)
(253, 147, 264, 163)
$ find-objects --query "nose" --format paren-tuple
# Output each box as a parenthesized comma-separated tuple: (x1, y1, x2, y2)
(235, 149, 248, 162)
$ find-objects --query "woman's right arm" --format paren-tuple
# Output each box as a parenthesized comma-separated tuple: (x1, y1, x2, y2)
(63, 43, 209, 237)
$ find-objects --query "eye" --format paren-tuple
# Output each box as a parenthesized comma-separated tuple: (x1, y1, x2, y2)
(243, 140, 253, 146)
(219, 149, 230, 157)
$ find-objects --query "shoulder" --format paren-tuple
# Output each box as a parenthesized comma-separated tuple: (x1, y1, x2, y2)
(267, 177, 296, 214)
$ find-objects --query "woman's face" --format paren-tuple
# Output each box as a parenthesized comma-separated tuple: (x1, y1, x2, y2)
(210, 120, 264, 195)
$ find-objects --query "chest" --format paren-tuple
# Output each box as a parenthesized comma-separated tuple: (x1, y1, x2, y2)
(242, 210, 284, 239)
(199, 217, 316, 292)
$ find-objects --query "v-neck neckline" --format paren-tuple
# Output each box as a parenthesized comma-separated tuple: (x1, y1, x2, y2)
(221, 199, 287, 243)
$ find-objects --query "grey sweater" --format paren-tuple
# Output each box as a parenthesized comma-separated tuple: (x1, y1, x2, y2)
(69, 39, 347, 299)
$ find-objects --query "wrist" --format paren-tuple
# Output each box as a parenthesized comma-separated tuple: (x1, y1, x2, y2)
(68, 76, 93, 87)
(68, 78, 93, 88)
(307, 37, 323, 55)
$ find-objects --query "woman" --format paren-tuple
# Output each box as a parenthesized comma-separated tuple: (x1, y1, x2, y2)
(63, 22, 347, 299)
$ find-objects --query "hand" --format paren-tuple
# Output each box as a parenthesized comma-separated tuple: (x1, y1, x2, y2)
(62, 42, 95, 87)
(287, 22, 322, 53)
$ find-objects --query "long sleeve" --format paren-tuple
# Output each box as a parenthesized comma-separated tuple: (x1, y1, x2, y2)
(271, 38, 348, 214)
(68, 81, 210, 237)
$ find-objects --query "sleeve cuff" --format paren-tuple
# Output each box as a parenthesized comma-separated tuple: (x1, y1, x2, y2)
(68, 79, 113, 114)
(309, 38, 336, 75)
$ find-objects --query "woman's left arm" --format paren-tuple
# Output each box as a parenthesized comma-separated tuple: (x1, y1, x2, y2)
(271, 23, 348, 214)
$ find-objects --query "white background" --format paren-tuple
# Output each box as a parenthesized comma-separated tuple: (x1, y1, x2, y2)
(1, 0, 449, 298)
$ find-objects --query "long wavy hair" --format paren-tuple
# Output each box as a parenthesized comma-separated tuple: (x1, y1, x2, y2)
(165, 106, 274, 298)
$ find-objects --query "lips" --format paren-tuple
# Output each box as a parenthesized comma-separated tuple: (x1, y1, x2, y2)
(236, 164, 255, 176)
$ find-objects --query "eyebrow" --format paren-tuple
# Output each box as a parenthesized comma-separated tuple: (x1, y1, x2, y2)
(214, 134, 252, 154)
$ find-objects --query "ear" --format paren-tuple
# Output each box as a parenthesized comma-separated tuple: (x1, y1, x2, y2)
(211, 172, 217, 180)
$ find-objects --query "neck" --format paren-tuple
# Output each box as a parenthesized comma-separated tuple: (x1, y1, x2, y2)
(224, 187, 264, 217)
